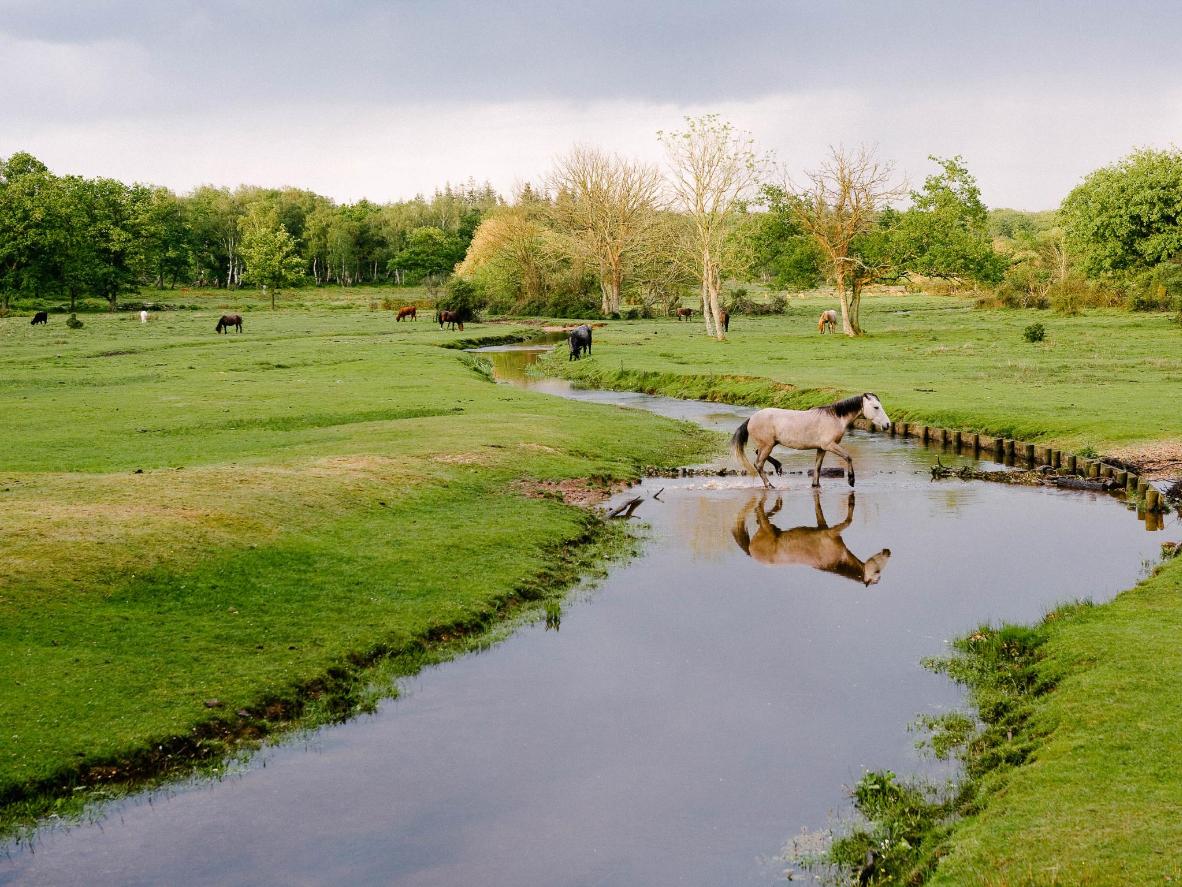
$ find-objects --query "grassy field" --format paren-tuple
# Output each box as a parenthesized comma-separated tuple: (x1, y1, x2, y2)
(6, 290, 1182, 882)
(0, 304, 715, 823)
(552, 293, 1182, 467)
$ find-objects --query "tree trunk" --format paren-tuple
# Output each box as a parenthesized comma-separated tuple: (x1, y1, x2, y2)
(835, 262, 858, 336)
(700, 251, 716, 336)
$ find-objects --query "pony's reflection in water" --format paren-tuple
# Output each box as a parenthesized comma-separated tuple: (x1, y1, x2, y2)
(731, 491, 892, 587)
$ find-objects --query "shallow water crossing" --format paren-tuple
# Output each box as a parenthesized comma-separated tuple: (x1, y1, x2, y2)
(4, 343, 1178, 886)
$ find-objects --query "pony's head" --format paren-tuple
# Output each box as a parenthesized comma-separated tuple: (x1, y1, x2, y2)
(861, 393, 891, 431)
(862, 548, 892, 586)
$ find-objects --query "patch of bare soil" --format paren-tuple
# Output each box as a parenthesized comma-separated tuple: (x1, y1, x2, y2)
(512, 477, 632, 507)
(1107, 441, 1182, 479)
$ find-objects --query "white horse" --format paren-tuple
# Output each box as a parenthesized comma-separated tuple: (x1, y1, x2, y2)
(730, 393, 892, 489)
(140, 310, 149, 324)
(817, 309, 837, 334)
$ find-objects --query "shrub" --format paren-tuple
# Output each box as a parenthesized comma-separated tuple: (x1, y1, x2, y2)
(1129, 261, 1182, 311)
(725, 287, 790, 316)
(436, 277, 485, 322)
(1023, 322, 1045, 342)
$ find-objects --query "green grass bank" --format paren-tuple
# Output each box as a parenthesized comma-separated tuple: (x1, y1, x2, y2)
(0, 307, 716, 828)
(549, 294, 1182, 471)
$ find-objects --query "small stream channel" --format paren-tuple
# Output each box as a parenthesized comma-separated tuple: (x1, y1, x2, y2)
(3, 341, 1178, 886)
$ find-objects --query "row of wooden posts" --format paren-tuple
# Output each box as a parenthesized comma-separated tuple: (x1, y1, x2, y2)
(884, 420, 1166, 513)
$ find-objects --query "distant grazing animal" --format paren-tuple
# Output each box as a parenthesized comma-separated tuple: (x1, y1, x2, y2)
(720, 309, 730, 333)
(731, 392, 892, 489)
(731, 492, 891, 587)
(215, 314, 243, 334)
(30, 311, 48, 326)
(140, 310, 149, 324)
(436, 309, 463, 331)
(818, 309, 837, 334)
(568, 324, 592, 360)
(676, 307, 693, 321)
(396, 306, 417, 321)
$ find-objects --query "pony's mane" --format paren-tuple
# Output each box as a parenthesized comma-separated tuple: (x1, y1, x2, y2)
(821, 393, 872, 418)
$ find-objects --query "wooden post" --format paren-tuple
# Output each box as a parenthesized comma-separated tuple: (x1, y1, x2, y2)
(1127, 473, 1138, 494)
(1005, 439, 1016, 462)
(1051, 449, 1061, 469)
(953, 430, 963, 450)
(993, 439, 1004, 461)
(1088, 461, 1100, 479)
(1146, 487, 1162, 512)
(1115, 469, 1128, 488)
(1024, 443, 1035, 465)
(920, 426, 930, 443)
(1137, 478, 1149, 497)
(1100, 464, 1113, 479)
(971, 433, 981, 454)
(1066, 454, 1077, 474)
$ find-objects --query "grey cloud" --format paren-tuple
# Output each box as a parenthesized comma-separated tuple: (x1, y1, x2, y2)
(4, 0, 1182, 119)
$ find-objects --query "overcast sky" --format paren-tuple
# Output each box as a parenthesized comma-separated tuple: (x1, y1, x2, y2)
(3, 0, 1180, 209)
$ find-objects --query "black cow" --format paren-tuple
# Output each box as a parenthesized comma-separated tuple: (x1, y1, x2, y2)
(568, 324, 592, 360)
(30, 311, 48, 325)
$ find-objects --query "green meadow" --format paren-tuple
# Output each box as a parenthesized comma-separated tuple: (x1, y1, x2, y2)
(553, 293, 1182, 461)
(0, 304, 715, 821)
(4, 290, 1182, 884)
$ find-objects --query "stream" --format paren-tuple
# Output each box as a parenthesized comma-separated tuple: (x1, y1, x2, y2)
(3, 341, 1177, 886)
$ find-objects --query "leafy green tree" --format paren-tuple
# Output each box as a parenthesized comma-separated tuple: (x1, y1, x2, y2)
(389, 226, 466, 282)
(0, 153, 57, 310)
(89, 178, 149, 311)
(894, 156, 1005, 285)
(1060, 148, 1182, 278)
(748, 185, 825, 289)
(239, 206, 303, 308)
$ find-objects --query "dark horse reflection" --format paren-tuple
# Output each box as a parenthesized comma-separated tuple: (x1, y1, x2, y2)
(731, 491, 891, 586)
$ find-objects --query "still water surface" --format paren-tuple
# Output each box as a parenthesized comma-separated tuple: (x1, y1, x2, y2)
(3, 344, 1176, 886)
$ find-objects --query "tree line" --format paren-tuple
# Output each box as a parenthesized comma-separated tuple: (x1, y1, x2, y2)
(0, 151, 499, 312)
(6, 129, 1182, 336)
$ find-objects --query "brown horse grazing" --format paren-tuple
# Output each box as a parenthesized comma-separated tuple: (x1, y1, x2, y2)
(731, 491, 891, 587)
(215, 314, 243, 334)
(436, 309, 464, 331)
(676, 307, 693, 321)
(396, 306, 417, 321)
(720, 309, 730, 333)
(817, 309, 837, 334)
(30, 311, 48, 325)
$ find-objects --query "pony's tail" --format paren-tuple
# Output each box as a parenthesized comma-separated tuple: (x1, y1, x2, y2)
(730, 419, 757, 477)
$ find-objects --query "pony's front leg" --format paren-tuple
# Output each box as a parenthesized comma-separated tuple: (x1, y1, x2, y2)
(825, 442, 856, 486)
(812, 449, 825, 487)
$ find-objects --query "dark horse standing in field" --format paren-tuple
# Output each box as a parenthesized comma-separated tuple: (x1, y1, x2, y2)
(719, 309, 730, 333)
(568, 324, 592, 360)
(396, 306, 417, 321)
(215, 314, 243, 334)
(676, 307, 693, 321)
(30, 311, 48, 325)
(436, 309, 464, 331)
(731, 393, 892, 489)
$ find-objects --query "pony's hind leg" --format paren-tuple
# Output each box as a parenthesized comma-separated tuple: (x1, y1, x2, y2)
(753, 442, 776, 489)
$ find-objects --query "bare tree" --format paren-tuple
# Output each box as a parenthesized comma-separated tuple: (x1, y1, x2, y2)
(546, 146, 664, 315)
(659, 115, 770, 339)
(793, 145, 905, 336)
